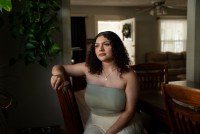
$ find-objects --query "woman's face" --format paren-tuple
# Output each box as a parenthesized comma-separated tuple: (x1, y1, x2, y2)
(95, 36, 113, 62)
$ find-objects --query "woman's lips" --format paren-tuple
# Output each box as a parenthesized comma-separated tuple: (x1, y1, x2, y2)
(99, 53, 106, 56)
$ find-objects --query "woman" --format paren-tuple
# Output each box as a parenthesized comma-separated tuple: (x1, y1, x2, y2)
(50, 31, 145, 134)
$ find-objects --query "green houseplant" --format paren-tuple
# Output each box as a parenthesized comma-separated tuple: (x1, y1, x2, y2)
(0, 0, 12, 12)
(8, 0, 61, 67)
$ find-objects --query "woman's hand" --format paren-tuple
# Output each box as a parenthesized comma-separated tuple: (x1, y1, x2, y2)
(50, 74, 65, 90)
(106, 128, 115, 134)
(50, 63, 86, 90)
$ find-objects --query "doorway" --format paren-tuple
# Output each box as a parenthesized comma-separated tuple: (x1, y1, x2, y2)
(97, 17, 136, 64)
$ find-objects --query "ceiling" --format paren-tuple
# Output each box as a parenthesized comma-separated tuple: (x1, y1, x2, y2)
(70, 0, 187, 8)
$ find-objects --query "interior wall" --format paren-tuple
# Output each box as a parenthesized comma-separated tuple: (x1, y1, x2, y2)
(186, 0, 200, 82)
(135, 16, 159, 64)
(71, 5, 187, 64)
(0, 0, 71, 130)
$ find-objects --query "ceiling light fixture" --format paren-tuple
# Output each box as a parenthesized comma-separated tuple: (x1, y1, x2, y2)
(149, 6, 167, 16)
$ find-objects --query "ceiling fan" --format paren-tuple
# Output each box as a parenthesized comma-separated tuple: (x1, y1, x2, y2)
(149, 0, 168, 16)
(137, 0, 187, 16)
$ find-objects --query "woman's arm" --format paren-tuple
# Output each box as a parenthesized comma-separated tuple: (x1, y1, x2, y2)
(106, 70, 139, 134)
(50, 62, 86, 90)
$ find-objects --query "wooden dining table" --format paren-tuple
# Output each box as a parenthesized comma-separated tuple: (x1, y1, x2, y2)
(169, 80, 200, 89)
(138, 80, 200, 127)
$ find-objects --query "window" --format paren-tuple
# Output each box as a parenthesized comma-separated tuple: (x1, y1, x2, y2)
(159, 19, 187, 52)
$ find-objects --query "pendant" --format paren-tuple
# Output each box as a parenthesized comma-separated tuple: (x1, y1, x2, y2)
(105, 78, 108, 81)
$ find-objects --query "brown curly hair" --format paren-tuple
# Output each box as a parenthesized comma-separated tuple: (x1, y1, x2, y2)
(86, 31, 131, 75)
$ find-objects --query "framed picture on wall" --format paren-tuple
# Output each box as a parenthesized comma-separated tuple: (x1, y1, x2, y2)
(122, 23, 132, 41)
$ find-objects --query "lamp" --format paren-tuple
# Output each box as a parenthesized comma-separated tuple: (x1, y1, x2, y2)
(149, 6, 167, 16)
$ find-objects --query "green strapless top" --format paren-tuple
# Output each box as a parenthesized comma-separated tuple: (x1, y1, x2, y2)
(85, 84, 126, 116)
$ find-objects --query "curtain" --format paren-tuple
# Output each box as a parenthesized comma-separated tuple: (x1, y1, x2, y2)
(159, 19, 187, 52)
(71, 17, 86, 63)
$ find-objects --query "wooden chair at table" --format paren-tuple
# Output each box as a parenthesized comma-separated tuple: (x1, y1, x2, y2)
(131, 63, 170, 132)
(56, 76, 84, 134)
(162, 83, 200, 134)
(131, 63, 168, 93)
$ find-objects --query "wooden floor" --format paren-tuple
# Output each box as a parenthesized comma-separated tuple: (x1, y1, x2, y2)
(140, 112, 171, 134)
(3, 125, 66, 134)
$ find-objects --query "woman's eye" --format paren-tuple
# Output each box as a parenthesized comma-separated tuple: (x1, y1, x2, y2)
(94, 44, 99, 47)
(104, 42, 110, 46)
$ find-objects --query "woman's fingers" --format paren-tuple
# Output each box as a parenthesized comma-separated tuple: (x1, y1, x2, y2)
(51, 75, 64, 90)
(58, 82, 64, 90)
(55, 76, 63, 90)
(50, 76, 56, 89)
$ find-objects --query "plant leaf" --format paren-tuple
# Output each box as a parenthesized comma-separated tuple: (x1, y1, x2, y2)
(25, 43, 36, 50)
(39, 55, 48, 68)
(0, 0, 12, 12)
(25, 52, 36, 65)
(49, 43, 61, 55)
(8, 0, 61, 68)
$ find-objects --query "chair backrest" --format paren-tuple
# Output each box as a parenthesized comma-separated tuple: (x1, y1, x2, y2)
(0, 90, 12, 109)
(131, 63, 168, 92)
(162, 83, 200, 134)
(56, 76, 84, 134)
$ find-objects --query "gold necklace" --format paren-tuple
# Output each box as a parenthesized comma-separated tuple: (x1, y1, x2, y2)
(102, 68, 116, 81)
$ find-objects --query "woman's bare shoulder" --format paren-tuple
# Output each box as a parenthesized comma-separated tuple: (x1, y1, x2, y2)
(123, 69, 137, 81)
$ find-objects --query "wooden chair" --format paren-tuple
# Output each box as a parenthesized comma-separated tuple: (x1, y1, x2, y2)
(131, 63, 170, 132)
(0, 90, 12, 109)
(131, 63, 168, 92)
(56, 76, 84, 134)
(162, 83, 200, 134)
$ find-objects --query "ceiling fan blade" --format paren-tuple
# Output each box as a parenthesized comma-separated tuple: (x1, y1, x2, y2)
(136, 7, 154, 14)
(164, 0, 187, 9)
(165, 5, 187, 10)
